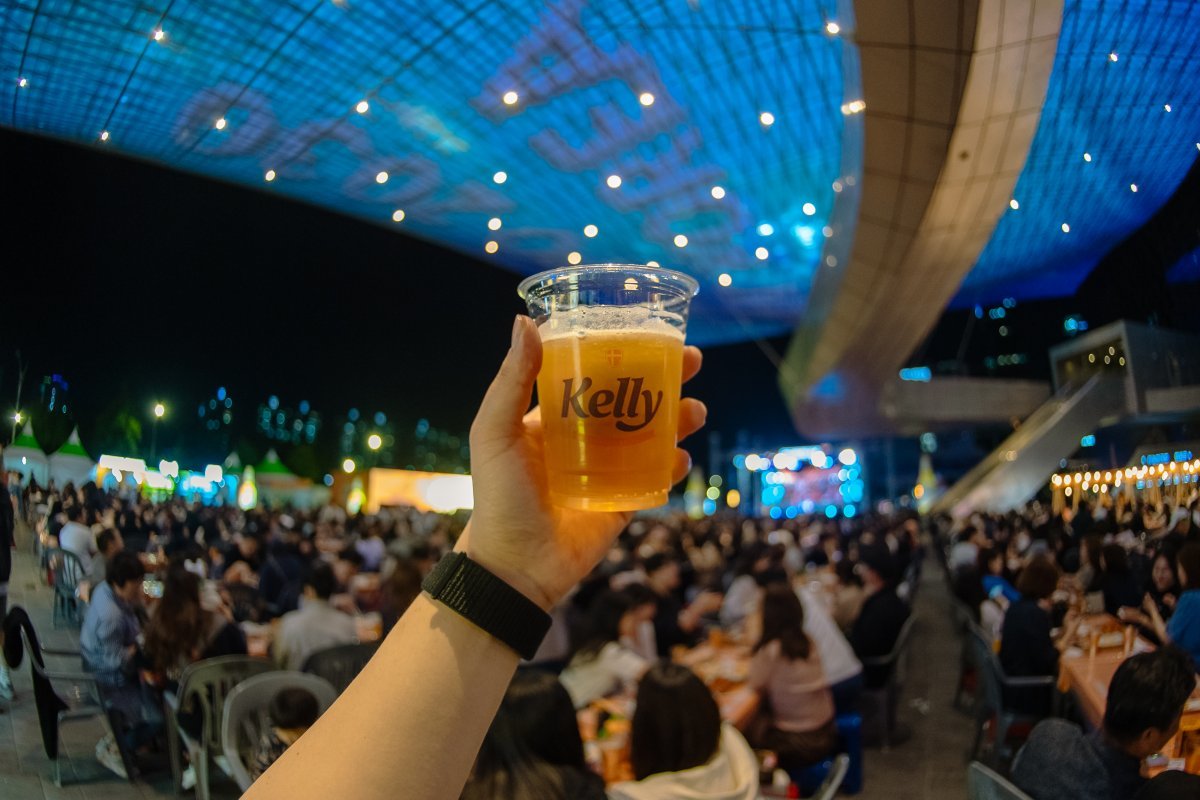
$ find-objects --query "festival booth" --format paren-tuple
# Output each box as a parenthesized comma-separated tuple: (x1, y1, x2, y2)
(331, 467, 474, 514)
(4, 422, 49, 485)
(254, 449, 328, 510)
(47, 428, 96, 487)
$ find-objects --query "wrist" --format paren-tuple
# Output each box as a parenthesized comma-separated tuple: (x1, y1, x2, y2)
(455, 529, 556, 612)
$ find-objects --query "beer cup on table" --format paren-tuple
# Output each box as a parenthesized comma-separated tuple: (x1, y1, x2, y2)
(518, 264, 699, 511)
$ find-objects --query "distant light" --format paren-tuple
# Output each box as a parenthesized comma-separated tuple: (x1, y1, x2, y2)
(726, 489, 741, 508)
(12, 411, 23, 424)
(1080, 434, 1096, 447)
(583, 224, 598, 238)
(606, 174, 622, 189)
(392, 209, 405, 222)
(264, 169, 276, 182)
(1164, 104, 1172, 113)
(755, 246, 769, 260)
(17, 77, 27, 88)
(485, 240, 499, 254)
(1108, 52, 1118, 62)
(757, 223, 774, 236)
(673, 234, 688, 248)
(838, 448, 857, 466)
(646, 260, 660, 267)
(375, 171, 389, 184)
(367, 433, 383, 451)
(822, 226, 833, 238)
(488, 217, 502, 230)
(802, 202, 816, 216)
(840, 99, 866, 115)
(639, 92, 655, 106)
(759, 111, 775, 126)
(99, 130, 110, 142)
(215, 117, 227, 130)
(1082, 152, 1092, 162)
(567, 251, 582, 265)
(825, 21, 841, 34)
(710, 185, 726, 199)
(623, 278, 639, 291)
(1061, 223, 1070, 233)
(153, 403, 166, 419)
(899, 366, 932, 382)
(1119, 357, 1126, 366)
(342, 458, 356, 473)
(717, 273, 733, 287)
(1009, 198, 1019, 210)
(825, 255, 838, 267)
(502, 90, 519, 106)
(355, 100, 370, 114)
(152, 28, 165, 42)
(1088, 353, 1095, 363)
(706, 486, 720, 500)
(493, 171, 508, 184)
(832, 180, 843, 192)
(1130, 183, 1138, 192)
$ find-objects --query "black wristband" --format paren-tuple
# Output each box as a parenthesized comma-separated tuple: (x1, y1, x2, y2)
(421, 551, 552, 661)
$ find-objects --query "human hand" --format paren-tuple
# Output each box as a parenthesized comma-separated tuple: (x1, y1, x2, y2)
(457, 316, 706, 610)
(692, 591, 724, 616)
(1163, 593, 1176, 610)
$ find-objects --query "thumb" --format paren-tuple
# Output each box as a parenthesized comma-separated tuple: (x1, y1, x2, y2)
(470, 316, 542, 447)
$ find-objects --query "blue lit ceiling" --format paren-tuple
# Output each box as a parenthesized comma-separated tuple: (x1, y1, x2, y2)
(0, 0, 849, 345)
(956, 0, 1200, 307)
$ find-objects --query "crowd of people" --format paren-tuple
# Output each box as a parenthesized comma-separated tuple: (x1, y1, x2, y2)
(940, 492, 1200, 799)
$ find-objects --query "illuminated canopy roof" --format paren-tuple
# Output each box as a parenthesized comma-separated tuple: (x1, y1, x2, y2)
(2, 0, 1197, 343)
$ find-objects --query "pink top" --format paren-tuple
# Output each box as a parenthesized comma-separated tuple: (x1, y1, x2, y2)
(747, 639, 835, 733)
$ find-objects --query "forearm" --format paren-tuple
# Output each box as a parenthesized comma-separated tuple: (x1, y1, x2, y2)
(249, 593, 519, 800)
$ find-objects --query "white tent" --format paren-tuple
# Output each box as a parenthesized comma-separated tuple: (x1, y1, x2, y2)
(47, 427, 96, 487)
(3, 422, 49, 486)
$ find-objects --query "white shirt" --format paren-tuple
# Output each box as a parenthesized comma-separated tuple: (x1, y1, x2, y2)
(560, 642, 648, 709)
(58, 521, 96, 577)
(797, 585, 862, 685)
(607, 724, 761, 800)
(273, 598, 358, 671)
(719, 576, 760, 630)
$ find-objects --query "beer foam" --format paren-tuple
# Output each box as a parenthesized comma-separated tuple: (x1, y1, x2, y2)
(539, 305, 684, 342)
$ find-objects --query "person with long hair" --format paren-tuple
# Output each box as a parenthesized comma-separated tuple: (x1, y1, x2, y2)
(559, 589, 650, 708)
(461, 670, 605, 800)
(1143, 542, 1200, 667)
(142, 562, 247, 686)
(748, 583, 837, 769)
(609, 663, 759, 800)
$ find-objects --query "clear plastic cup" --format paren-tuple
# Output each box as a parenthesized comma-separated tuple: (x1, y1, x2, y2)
(519, 264, 699, 511)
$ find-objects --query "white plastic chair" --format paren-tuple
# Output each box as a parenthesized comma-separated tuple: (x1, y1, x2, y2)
(220, 671, 337, 791)
(812, 753, 850, 800)
(968, 760, 1035, 800)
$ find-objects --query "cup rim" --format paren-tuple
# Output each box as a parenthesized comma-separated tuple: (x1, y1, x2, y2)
(517, 263, 699, 301)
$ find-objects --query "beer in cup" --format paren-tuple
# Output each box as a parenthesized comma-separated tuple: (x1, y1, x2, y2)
(519, 264, 699, 511)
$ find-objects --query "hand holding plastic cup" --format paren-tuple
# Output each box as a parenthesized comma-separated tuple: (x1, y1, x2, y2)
(519, 264, 699, 511)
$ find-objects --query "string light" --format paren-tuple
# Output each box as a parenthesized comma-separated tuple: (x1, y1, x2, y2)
(673, 234, 688, 248)
(1108, 52, 1118, 62)
(832, 180, 843, 193)
(485, 241, 499, 254)
(606, 174, 622, 189)
(264, 169, 276, 182)
(152, 28, 166, 42)
(502, 91, 519, 105)
(493, 171, 507, 184)
(392, 209, 405, 222)
(639, 92, 655, 106)
(1164, 104, 1172, 113)
(755, 247, 769, 260)
(215, 117, 227, 130)
(487, 217, 502, 230)
(567, 251, 582, 265)
(840, 100, 866, 115)
(1082, 152, 1092, 162)
(583, 224, 598, 238)
(1130, 183, 1138, 192)
(825, 255, 838, 267)
(17, 77, 28, 88)
(757, 223, 774, 236)
(825, 21, 841, 34)
(802, 202, 816, 216)
(99, 130, 110, 142)
(375, 171, 389, 184)
(710, 185, 725, 199)
(646, 261, 660, 267)
(718, 273, 732, 287)
(1009, 199, 1020, 210)
(759, 111, 775, 126)
(822, 226, 833, 237)
(355, 100, 370, 114)
(1061, 222, 1071, 233)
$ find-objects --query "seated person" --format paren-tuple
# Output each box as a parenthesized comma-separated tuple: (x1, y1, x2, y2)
(461, 670, 605, 800)
(1011, 646, 1196, 800)
(748, 583, 837, 769)
(142, 563, 247, 687)
(1099, 544, 1142, 616)
(980, 545, 1020, 604)
(831, 557, 866, 633)
(849, 546, 910, 689)
(609, 663, 759, 800)
(88, 527, 124, 586)
(999, 555, 1080, 716)
(251, 687, 321, 782)
(643, 553, 722, 657)
(273, 562, 358, 671)
(559, 589, 650, 708)
(79, 551, 157, 777)
(1143, 543, 1200, 668)
(57, 504, 96, 577)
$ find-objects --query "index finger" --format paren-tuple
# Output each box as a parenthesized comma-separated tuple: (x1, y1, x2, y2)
(682, 346, 702, 384)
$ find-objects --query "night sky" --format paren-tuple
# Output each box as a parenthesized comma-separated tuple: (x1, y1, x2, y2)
(0, 128, 797, 469)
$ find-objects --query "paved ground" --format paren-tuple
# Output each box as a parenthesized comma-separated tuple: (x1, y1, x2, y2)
(0, 540, 974, 799)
